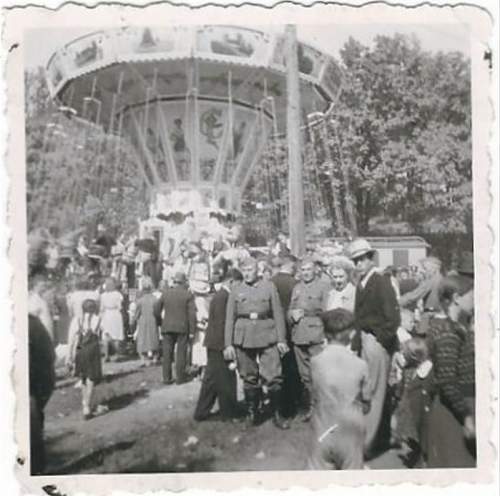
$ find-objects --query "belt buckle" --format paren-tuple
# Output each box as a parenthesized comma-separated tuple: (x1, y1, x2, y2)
(250, 312, 258, 320)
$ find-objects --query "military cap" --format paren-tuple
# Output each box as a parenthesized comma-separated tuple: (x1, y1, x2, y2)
(240, 257, 257, 269)
(173, 271, 187, 284)
(299, 255, 316, 267)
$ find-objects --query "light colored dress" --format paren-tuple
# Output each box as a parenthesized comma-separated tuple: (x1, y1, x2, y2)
(134, 293, 160, 354)
(325, 282, 356, 313)
(100, 290, 124, 340)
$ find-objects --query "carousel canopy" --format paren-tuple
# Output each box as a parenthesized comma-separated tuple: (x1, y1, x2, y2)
(46, 26, 342, 213)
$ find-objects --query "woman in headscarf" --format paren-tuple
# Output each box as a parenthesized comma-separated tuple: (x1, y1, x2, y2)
(133, 276, 160, 367)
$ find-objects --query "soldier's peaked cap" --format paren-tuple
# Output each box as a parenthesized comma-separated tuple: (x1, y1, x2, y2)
(240, 257, 257, 268)
(299, 255, 316, 266)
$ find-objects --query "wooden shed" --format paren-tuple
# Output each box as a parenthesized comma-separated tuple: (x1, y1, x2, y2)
(331, 236, 430, 268)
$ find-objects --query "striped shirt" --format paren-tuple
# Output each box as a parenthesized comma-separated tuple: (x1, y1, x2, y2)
(428, 315, 475, 422)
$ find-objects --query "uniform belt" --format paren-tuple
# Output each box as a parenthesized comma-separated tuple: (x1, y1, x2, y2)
(302, 310, 323, 317)
(423, 308, 436, 313)
(237, 312, 272, 320)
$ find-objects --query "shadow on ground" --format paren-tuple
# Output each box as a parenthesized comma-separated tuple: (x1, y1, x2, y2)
(47, 440, 136, 474)
(104, 389, 149, 411)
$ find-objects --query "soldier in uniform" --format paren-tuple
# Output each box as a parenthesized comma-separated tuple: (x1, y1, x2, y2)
(288, 257, 330, 421)
(224, 257, 290, 429)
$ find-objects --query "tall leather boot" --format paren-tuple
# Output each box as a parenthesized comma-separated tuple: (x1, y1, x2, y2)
(270, 389, 290, 430)
(300, 387, 313, 422)
(244, 388, 259, 428)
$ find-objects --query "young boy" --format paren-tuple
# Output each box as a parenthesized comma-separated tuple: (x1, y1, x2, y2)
(393, 337, 434, 467)
(307, 308, 372, 470)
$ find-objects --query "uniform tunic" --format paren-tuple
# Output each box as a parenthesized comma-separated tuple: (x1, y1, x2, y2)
(224, 279, 286, 391)
(307, 343, 371, 470)
(288, 279, 330, 392)
(289, 279, 330, 345)
(224, 279, 286, 349)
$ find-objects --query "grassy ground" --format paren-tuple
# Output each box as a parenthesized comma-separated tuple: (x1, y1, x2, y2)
(43, 360, 404, 474)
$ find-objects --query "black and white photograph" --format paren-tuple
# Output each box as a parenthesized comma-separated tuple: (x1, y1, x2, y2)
(2, 1, 498, 493)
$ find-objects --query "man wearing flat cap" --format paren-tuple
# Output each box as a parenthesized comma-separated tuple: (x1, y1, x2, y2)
(224, 257, 290, 429)
(349, 238, 400, 457)
(155, 271, 196, 384)
(287, 256, 330, 421)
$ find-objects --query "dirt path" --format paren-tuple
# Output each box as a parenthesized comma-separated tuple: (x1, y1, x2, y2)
(44, 360, 404, 474)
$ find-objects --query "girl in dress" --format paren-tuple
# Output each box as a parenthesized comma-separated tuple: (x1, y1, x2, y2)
(100, 277, 124, 362)
(68, 299, 103, 420)
(66, 278, 100, 358)
(133, 276, 160, 366)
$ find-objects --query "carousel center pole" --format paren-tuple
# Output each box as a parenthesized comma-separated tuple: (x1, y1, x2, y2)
(285, 25, 306, 257)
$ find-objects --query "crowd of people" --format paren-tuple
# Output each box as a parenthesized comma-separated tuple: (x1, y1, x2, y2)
(27, 223, 476, 474)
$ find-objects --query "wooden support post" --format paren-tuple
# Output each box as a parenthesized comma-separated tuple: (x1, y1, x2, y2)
(285, 25, 306, 257)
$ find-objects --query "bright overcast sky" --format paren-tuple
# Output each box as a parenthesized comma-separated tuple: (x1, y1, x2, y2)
(24, 23, 470, 70)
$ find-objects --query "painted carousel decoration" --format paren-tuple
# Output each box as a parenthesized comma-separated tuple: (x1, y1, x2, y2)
(46, 26, 342, 257)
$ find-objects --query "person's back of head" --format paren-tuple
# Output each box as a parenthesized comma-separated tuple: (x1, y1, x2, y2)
(438, 273, 474, 314)
(401, 337, 429, 367)
(321, 308, 355, 345)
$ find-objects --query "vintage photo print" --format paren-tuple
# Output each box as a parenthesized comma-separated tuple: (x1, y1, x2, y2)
(2, 1, 497, 494)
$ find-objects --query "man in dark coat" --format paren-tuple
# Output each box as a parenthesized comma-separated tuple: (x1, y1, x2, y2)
(29, 314, 56, 475)
(155, 271, 196, 384)
(194, 268, 243, 421)
(271, 256, 301, 418)
(349, 238, 400, 458)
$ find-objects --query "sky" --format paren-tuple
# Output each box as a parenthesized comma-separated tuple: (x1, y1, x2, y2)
(24, 23, 470, 70)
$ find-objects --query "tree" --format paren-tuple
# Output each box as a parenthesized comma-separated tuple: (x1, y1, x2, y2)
(241, 33, 472, 246)
(24, 68, 148, 239)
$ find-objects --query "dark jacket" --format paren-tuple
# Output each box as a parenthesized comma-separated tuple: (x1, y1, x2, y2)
(29, 314, 56, 409)
(354, 271, 400, 353)
(155, 284, 196, 335)
(271, 272, 297, 313)
(203, 288, 229, 351)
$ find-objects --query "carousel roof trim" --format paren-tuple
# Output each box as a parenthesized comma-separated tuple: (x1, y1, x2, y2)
(46, 25, 340, 103)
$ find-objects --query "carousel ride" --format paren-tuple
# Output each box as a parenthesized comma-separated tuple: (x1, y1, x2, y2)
(43, 25, 344, 259)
